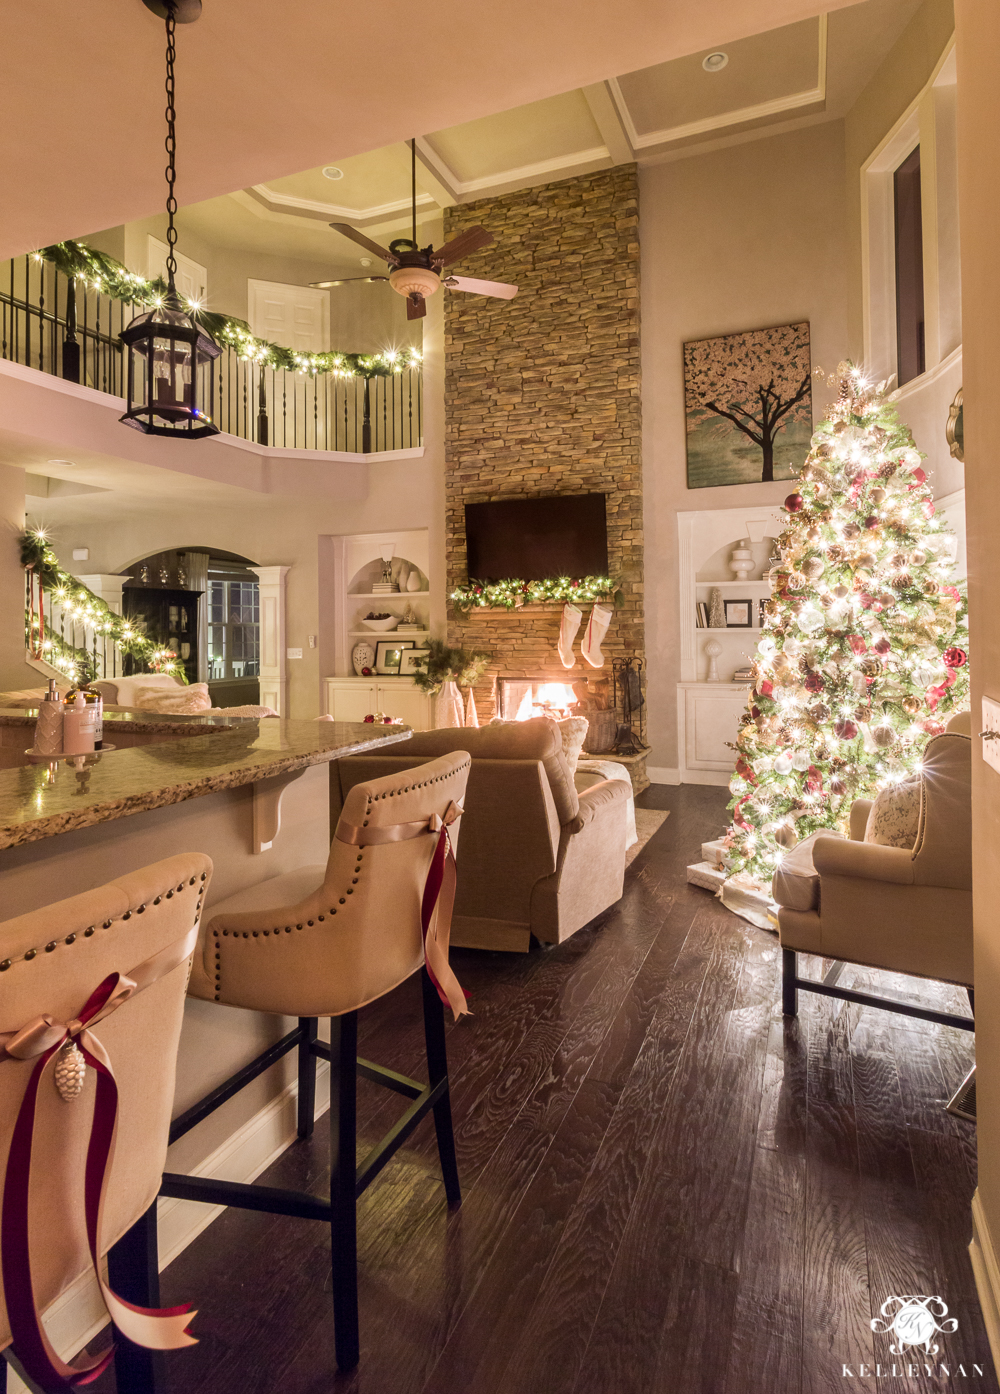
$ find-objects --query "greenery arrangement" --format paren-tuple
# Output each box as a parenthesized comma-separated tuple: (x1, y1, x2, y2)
(410, 639, 492, 695)
(21, 529, 184, 680)
(724, 365, 969, 886)
(37, 241, 422, 381)
(450, 575, 620, 612)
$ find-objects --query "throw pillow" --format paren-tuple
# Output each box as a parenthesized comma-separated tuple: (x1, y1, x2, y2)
(864, 778, 921, 849)
(489, 715, 590, 776)
(131, 681, 212, 714)
(557, 716, 589, 777)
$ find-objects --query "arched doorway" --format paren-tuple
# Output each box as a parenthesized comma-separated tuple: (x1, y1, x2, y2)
(122, 547, 262, 706)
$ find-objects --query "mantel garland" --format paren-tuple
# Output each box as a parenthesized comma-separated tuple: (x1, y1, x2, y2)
(36, 242, 421, 381)
(21, 530, 183, 680)
(450, 575, 621, 613)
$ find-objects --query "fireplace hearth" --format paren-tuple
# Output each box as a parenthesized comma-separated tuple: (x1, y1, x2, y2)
(496, 657, 645, 757)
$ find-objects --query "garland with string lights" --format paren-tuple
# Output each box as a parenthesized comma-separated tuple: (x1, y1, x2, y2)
(36, 241, 421, 381)
(723, 364, 969, 887)
(21, 529, 183, 680)
(450, 575, 620, 612)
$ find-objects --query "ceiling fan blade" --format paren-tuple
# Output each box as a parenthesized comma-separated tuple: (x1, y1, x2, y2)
(431, 225, 494, 267)
(329, 223, 395, 261)
(310, 276, 390, 288)
(444, 275, 518, 300)
(406, 295, 427, 321)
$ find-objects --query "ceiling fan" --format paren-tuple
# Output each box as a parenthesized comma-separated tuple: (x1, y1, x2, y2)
(311, 141, 518, 320)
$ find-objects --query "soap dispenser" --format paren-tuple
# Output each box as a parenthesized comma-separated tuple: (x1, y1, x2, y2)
(32, 680, 64, 755)
(63, 691, 96, 755)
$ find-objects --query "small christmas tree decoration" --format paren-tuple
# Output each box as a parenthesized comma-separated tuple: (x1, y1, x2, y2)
(54, 1039, 87, 1102)
(723, 364, 969, 887)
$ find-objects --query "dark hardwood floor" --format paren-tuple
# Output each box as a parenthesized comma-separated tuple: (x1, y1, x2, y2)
(93, 784, 991, 1393)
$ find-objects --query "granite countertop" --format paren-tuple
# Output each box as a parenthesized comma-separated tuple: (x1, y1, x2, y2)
(0, 701, 253, 736)
(0, 718, 412, 851)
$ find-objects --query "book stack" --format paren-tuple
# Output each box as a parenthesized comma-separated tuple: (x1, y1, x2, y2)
(371, 581, 398, 594)
(695, 601, 709, 627)
(733, 666, 754, 684)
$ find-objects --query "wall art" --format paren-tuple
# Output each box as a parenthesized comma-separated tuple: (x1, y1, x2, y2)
(684, 321, 813, 488)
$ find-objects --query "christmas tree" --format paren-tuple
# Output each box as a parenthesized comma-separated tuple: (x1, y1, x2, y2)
(724, 364, 970, 885)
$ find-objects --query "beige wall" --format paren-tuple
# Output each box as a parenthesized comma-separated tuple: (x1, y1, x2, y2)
(955, 0, 1000, 1343)
(844, 0, 955, 359)
(640, 121, 849, 773)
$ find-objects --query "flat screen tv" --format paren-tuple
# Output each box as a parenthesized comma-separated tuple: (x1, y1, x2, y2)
(464, 493, 608, 580)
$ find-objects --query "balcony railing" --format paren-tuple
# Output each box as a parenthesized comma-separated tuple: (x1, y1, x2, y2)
(2, 256, 422, 453)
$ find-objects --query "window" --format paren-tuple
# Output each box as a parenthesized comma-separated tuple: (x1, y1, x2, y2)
(894, 146, 925, 386)
(207, 575, 260, 681)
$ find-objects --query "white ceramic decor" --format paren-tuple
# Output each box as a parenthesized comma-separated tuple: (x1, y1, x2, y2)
(352, 641, 375, 676)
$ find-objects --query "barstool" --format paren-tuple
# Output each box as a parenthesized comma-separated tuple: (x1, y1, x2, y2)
(0, 853, 212, 1394)
(161, 750, 472, 1372)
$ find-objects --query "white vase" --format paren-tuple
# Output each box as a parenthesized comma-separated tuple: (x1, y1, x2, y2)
(352, 641, 375, 676)
(730, 547, 754, 580)
(434, 680, 464, 728)
(406, 569, 423, 592)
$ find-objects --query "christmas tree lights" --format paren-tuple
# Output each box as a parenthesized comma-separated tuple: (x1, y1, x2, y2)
(724, 365, 969, 885)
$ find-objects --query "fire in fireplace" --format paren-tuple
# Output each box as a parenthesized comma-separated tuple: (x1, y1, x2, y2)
(495, 659, 646, 757)
(500, 680, 577, 722)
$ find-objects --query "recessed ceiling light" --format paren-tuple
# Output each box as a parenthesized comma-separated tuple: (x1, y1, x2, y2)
(702, 51, 729, 72)
(360, 257, 373, 267)
(47, 458, 76, 467)
(322, 166, 344, 181)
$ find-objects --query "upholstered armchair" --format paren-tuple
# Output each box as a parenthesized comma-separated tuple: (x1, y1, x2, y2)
(774, 718, 974, 1031)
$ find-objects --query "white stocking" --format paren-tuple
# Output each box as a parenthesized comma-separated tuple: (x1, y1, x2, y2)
(557, 603, 583, 669)
(581, 603, 613, 668)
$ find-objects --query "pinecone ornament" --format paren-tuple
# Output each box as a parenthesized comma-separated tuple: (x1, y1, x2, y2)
(54, 1039, 86, 1101)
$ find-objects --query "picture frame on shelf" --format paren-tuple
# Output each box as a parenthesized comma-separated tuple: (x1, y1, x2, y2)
(724, 599, 753, 628)
(375, 639, 414, 675)
(399, 648, 430, 677)
(757, 598, 768, 628)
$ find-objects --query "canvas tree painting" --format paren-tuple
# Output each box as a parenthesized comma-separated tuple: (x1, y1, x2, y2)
(684, 321, 813, 488)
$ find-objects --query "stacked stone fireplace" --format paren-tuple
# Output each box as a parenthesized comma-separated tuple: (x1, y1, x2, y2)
(443, 166, 644, 732)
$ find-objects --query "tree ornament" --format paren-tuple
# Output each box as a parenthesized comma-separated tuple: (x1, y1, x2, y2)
(910, 549, 928, 566)
(54, 1040, 87, 1102)
(785, 493, 805, 513)
(873, 725, 896, 748)
(830, 776, 846, 796)
(943, 646, 967, 668)
(834, 718, 859, 740)
(773, 751, 794, 775)
(902, 696, 922, 716)
(842, 522, 862, 541)
(922, 579, 939, 596)
(809, 702, 831, 723)
(802, 557, 825, 580)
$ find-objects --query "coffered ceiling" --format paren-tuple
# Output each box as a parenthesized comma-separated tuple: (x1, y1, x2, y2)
(169, 0, 924, 275)
(3, 0, 909, 260)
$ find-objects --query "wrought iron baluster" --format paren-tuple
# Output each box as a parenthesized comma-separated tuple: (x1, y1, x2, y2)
(282, 372, 287, 447)
(408, 370, 413, 447)
(23, 256, 30, 371)
(417, 368, 422, 444)
(37, 260, 45, 373)
(63, 276, 80, 382)
(313, 374, 318, 449)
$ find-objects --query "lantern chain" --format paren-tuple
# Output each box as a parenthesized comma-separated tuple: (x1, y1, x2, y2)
(164, 2, 178, 293)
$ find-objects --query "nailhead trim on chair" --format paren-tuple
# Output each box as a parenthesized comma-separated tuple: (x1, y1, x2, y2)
(208, 762, 469, 1003)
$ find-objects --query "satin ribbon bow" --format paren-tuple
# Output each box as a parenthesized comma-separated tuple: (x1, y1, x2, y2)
(336, 796, 470, 1021)
(1, 926, 201, 1391)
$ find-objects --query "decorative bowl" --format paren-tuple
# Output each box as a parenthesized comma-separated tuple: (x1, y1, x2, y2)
(361, 616, 400, 632)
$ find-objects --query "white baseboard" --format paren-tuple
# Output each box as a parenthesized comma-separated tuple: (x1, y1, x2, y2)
(971, 1190, 1000, 1379)
(5, 1063, 330, 1392)
(679, 768, 732, 787)
(646, 766, 680, 785)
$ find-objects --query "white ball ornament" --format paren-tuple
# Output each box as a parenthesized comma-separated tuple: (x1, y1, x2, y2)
(757, 638, 777, 659)
(773, 752, 794, 775)
(783, 636, 803, 657)
(797, 604, 825, 634)
(791, 750, 811, 772)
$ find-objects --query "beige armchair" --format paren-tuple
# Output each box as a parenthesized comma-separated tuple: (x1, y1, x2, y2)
(774, 720, 974, 1031)
(331, 718, 632, 952)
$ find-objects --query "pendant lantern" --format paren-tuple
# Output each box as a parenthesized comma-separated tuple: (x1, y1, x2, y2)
(120, 0, 220, 439)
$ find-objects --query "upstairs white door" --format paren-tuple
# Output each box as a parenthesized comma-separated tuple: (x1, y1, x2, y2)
(247, 280, 330, 350)
(147, 236, 207, 306)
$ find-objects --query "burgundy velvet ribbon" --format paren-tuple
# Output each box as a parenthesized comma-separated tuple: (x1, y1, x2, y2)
(1, 930, 200, 1391)
(336, 799, 470, 1020)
